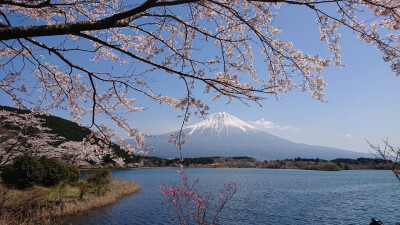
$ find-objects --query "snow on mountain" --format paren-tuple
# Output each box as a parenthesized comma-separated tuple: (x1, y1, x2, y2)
(186, 112, 258, 136)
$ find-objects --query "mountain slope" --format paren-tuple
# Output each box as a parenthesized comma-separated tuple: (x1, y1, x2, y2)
(140, 112, 372, 160)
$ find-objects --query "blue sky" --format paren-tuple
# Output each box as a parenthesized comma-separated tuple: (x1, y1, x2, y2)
(1, 4, 399, 154)
(127, 5, 400, 153)
(124, 5, 400, 153)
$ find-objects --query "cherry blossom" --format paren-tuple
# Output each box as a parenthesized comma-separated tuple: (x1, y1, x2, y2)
(368, 139, 400, 182)
(160, 169, 238, 225)
(0, 109, 114, 166)
(0, 0, 398, 154)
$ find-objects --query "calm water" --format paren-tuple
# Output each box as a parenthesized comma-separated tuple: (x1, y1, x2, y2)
(66, 168, 400, 225)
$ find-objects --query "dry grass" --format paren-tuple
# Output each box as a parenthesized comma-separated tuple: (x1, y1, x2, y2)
(51, 180, 141, 216)
(0, 180, 141, 225)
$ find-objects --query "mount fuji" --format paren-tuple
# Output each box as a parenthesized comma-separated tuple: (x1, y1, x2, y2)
(129, 112, 371, 160)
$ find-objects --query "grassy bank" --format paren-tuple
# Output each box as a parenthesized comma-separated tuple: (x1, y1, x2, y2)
(0, 179, 141, 225)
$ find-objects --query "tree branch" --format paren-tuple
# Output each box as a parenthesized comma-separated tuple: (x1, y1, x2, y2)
(0, 0, 158, 40)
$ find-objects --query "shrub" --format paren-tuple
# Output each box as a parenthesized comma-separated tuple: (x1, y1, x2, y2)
(0, 164, 13, 184)
(318, 162, 342, 171)
(86, 169, 111, 185)
(85, 169, 111, 195)
(63, 163, 80, 182)
(1, 155, 44, 189)
(77, 180, 90, 200)
(39, 157, 69, 187)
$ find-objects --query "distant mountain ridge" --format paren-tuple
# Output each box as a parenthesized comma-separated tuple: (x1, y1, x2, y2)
(135, 112, 372, 160)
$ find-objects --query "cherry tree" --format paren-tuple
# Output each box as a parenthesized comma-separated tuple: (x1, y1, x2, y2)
(0, 0, 398, 153)
(56, 138, 117, 166)
(0, 110, 61, 165)
(160, 170, 238, 225)
(0, 109, 118, 166)
(368, 140, 400, 182)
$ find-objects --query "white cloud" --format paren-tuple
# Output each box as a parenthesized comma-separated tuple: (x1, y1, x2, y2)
(345, 134, 352, 138)
(249, 118, 299, 132)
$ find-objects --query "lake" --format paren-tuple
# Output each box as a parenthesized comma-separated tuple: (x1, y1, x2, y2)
(66, 168, 400, 225)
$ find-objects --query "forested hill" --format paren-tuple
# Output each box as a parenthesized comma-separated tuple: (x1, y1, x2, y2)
(0, 105, 91, 142)
(0, 105, 141, 165)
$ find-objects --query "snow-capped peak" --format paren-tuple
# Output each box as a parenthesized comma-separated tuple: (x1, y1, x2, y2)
(186, 112, 258, 136)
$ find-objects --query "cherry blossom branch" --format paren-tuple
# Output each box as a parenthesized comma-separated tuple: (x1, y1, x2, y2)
(0, 0, 156, 40)
(160, 170, 238, 225)
(0, 0, 75, 9)
(75, 32, 271, 100)
(1, 0, 398, 158)
(368, 139, 400, 182)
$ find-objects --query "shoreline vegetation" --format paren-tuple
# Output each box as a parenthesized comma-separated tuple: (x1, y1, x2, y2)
(0, 157, 141, 225)
(96, 156, 391, 171)
(0, 179, 141, 225)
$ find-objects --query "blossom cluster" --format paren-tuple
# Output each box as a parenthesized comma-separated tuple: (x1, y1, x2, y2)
(160, 169, 238, 225)
(0, 109, 123, 166)
(0, 0, 398, 155)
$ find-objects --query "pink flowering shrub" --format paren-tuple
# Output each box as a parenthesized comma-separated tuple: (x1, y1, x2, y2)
(160, 170, 238, 225)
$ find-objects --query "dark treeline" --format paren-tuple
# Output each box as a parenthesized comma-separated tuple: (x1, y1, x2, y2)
(121, 156, 253, 167)
(267, 157, 392, 170)
(331, 157, 388, 164)
(288, 157, 388, 164)
(124, 156, 392, 170)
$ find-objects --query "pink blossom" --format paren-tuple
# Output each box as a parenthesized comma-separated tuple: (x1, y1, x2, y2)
(1, 0, 397, 156)
(160, 170, 238, 224)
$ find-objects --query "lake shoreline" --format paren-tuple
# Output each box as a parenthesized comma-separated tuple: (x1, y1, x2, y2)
(94, 156, 390, 171)
(0, 179, 141, 225)
(83, 156, 391, 171)
(66, 168, 399, 225)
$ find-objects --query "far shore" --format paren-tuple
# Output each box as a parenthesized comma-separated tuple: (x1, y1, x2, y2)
(80, 156, 391, 171)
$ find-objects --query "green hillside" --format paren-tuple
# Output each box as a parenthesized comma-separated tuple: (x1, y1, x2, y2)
(0, 105, 146, 164)
(0, 105, 91, 142)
